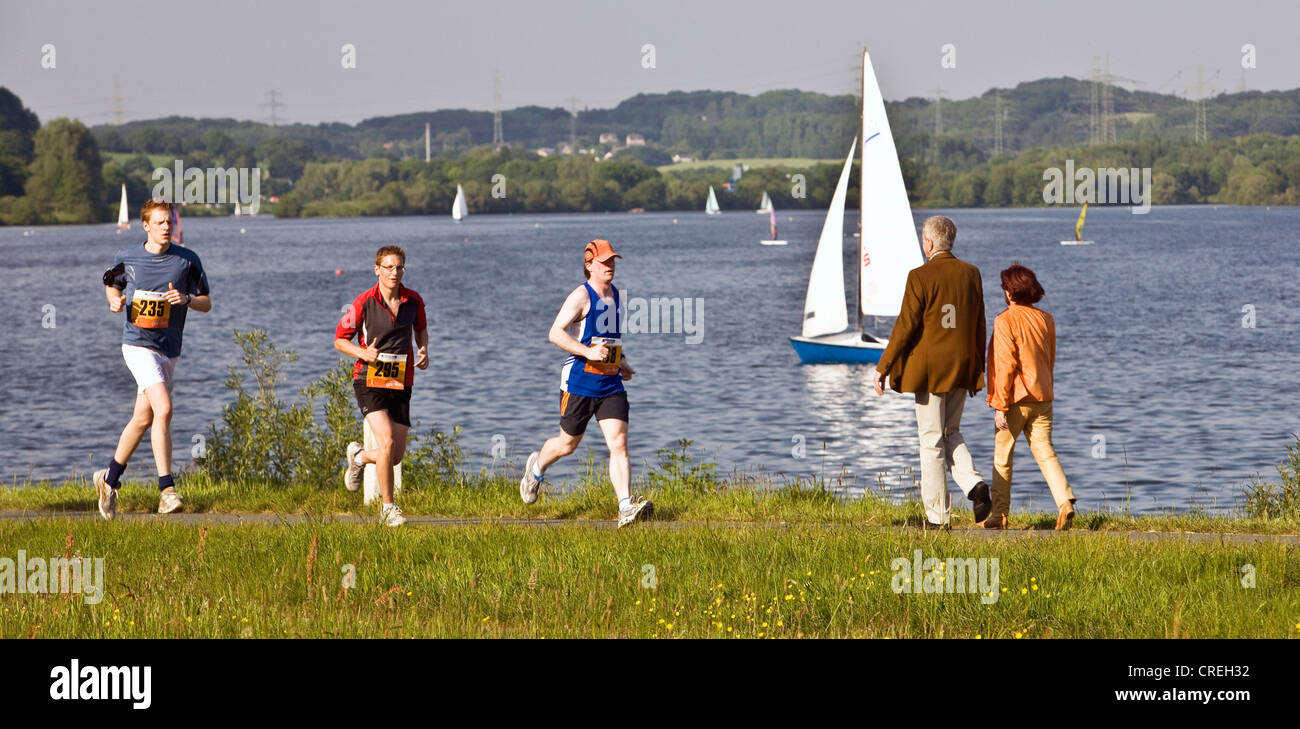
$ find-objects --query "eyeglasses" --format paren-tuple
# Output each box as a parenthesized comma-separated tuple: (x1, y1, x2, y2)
(379, 264, 405, 273)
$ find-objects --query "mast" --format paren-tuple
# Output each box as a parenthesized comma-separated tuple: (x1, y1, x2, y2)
(856, 49, 865, 334)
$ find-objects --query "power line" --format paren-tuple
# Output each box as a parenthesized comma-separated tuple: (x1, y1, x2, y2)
(262, 90, 284, 127)
(492, 70, 504, 149)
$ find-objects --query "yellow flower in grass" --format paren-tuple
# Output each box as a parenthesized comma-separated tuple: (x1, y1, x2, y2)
(481, 616, 491, 623)
(1031, 584, 1038, 591)
(1014, 631, 1022, 639)
(666, 623, 673, 631)
(776, 620, 783, 627)
(975, 634, 982, 639)
(1020, 588, 1028, 595)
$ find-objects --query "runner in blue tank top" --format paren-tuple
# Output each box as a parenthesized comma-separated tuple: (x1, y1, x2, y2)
(519, 239, 653, 527)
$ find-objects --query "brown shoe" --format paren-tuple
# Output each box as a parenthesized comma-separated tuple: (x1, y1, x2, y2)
(1055, 502, 1075, 531)
(982, 514, 1006, 529)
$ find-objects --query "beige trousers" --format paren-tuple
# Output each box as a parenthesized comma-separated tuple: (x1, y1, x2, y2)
(992, 400, 1075, 517)
(914, 390, 985, 525)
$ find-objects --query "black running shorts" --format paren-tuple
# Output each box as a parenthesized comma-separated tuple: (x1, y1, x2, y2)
(353, 381, 412, 427)
(559, 390, 628, 436)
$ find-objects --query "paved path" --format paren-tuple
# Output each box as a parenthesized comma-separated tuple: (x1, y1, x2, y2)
(2, 510, 1298, 544)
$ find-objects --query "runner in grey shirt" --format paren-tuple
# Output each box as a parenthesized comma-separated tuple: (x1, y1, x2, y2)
(93, 198, 212, 519)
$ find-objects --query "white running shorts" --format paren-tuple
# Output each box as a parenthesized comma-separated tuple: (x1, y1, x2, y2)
(121, 344, 179, 394)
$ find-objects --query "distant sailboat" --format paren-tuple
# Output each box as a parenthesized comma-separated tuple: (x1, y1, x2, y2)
(788, 50, 924, 364)
(116, 184, 130, 231)
(760, 206, 787, 246)
(1060, 203, 1093, 245)
(452, 184, 468, 221)
(756, 190, 773, 214)
(705, 186, 721, 215)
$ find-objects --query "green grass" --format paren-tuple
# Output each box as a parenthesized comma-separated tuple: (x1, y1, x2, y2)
(656, 157, 840, 173)
(5, 460, 1300, 534)
(3, 518, 1297, 638)
(105, 152, 176, 169)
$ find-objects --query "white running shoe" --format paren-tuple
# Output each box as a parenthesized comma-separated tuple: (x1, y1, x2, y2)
(93, 469, 117, 520)
(381, 502, 406, 527)
(617, 498, 654, 529)
(345, 441, 364, 492)
(519, 451, 544, 504)
(158, 488, 183, 514)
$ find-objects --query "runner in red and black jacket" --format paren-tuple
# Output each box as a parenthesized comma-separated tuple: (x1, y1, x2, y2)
(333, 245, 427, 526)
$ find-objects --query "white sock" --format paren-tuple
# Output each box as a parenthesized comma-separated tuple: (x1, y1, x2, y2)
(618, 496, 633, 511)
(353, 452, 365, 467)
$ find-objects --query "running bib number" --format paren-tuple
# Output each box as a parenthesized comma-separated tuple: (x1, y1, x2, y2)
(366, 352, 406, 390)
(131, 290, 171, 329)
(584, 336, 623, 376)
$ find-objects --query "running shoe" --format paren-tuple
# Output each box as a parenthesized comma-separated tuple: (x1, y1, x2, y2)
(92, 469, 117, 520)
(158, 489, 183, 514)
(381, 502, 406, 527)
(519, 451, 544, 504)
(345, 441, 364, 492)
(617, 498, 654, 528)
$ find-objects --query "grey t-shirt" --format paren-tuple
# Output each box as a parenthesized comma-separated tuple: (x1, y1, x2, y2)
(105, 242, 210, 358)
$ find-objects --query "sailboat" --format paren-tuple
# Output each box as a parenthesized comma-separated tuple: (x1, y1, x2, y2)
(116, 184, 130, 231)
(788, 50, 924, 364)
(1060, 202, 1093, 245)
(705, 186, 721, 215)
(451, 184, 468, 221)
(755, 190, 773, 214)
(761, 206, 787, 246)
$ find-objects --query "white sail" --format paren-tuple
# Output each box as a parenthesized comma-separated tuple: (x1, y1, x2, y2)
(116, 184, 129, 229)
(756, 190, 772, 214)
(800, 137, 857, 338)
(705, 186, 721, 215)
(452, 184, 468, 220)
(859, 50, 924, 318)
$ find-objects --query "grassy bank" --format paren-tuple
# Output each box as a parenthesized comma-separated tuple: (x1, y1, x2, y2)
(2, 518, 1297, 638)
(4, 465, 1300, 535)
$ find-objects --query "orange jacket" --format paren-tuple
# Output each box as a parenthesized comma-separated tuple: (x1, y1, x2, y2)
(987, 303, 1055, 411)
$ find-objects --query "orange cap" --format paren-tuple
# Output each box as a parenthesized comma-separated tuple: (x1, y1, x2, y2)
(584, 238, 622, 264)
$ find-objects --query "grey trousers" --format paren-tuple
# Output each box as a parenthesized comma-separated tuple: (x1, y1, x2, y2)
(914, 390, 985, 524)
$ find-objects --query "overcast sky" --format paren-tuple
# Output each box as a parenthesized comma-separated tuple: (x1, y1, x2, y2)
(2, 0, 1296, 126)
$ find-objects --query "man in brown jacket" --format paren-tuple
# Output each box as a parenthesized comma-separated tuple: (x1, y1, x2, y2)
(872, 216, 991, 529)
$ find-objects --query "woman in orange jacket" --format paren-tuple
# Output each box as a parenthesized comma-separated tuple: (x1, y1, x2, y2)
(985, 263, 1076, 530)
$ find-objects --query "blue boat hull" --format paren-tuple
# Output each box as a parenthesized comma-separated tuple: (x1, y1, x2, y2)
(789, 333, 887, 364)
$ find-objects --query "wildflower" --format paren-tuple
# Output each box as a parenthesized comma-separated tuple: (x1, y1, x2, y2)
(666, 623, 674, 631)
(1001, 587, 1007, 593)
(762, 622, 769, 628)
(1031, 584, 1038, 591)
(784, 594, 793, 600)
(727, 626, 733, 633)
(975, 634, 982, 639)
(1014, 631, 1022, 639)
(481, 616, 491, 623)
(776, 620, 783, 627)
(1021, 588, 1028, 595)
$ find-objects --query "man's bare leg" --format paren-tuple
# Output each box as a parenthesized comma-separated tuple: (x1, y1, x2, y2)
(538, 429, 583, 473)
(355, 412, 410, 505)
(112, 393, 154, 467)
(597, 417, 630, 503)
(141, 382, 173, 480)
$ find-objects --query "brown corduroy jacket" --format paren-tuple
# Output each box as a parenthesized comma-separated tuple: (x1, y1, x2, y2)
(875, 251, 987, 395)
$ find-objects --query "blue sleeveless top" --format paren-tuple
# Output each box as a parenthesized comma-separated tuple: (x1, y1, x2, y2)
(560, 282, 624, 398)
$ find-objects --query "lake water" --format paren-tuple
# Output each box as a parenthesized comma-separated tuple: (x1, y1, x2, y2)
(5, 205, 1299, 514)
